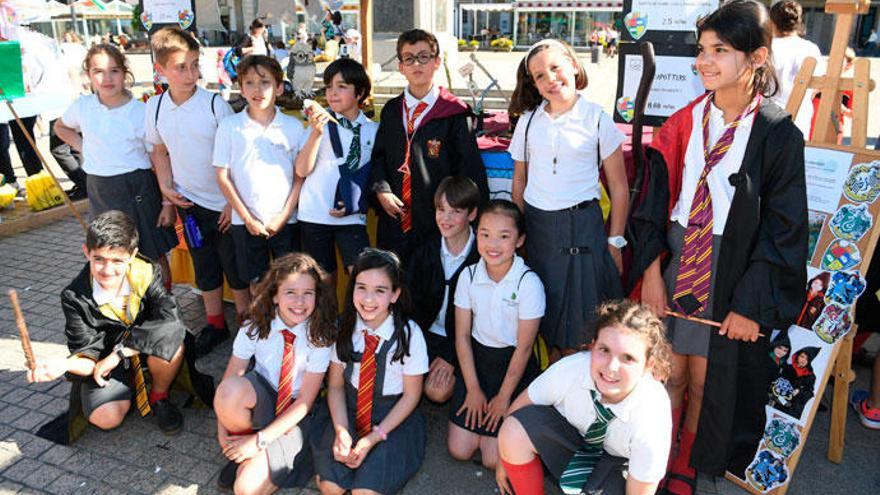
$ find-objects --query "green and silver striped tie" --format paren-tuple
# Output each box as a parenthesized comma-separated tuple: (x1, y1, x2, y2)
(559, 389, 616, 494)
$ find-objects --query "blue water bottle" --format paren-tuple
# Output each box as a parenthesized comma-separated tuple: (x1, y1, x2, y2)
(183, 212, 203, 249)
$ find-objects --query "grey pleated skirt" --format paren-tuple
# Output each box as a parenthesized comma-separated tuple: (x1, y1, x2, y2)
(525, 201, 623, 349)
(662, 222, 722, 357)
(87, 169, 178, 261)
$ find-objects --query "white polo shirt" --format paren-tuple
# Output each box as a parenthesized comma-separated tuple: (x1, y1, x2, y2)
(454, 255, 545, 348)
(508, 94, 625, 211)
(212, 109, 306, 225)
(402, 85, 439, 131)
(528, 352, 671, 483)
(144, 87, 233, 212)
(60, 94, 152, 177)
(297, 110, 378, 226)
(429, 229, 475, 337)
(232, 314, 331, 396)
(670, 98, 756, 235)
(331, 314, 430, 395)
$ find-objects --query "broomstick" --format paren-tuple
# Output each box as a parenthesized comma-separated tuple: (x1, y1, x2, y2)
(7, 289, 36, 371)
(0, 87, 88, 233)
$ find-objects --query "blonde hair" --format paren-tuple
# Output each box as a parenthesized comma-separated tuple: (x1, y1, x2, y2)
(151, 26, 200, 66)
(594, 300, 672, 381)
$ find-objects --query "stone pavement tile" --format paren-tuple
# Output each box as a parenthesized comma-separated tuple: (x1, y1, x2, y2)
(184, 460, 220, 486)
(1, 458, 64, 490)
(0, 389, 32, 406)
(38, 445, 75, 467)
(15, 435, 54, 459)
(0, 478, 25, 493)
(0, 406, 27, 425)
(11, 411, 50, 433)
(103, 465, 167, 494)
(45, 471, 90, 495)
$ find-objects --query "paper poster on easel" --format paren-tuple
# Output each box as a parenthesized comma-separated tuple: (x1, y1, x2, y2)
(726, 144, 880, 495)
(0, 41, 25, 100)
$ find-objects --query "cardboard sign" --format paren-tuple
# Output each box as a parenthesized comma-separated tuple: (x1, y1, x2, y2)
(141, 0, 195, 31)
(614, 43, 705, 126)
(622, 0, 719, 43)
(727, 144, 880, 494)
(0, 41, 25, 100)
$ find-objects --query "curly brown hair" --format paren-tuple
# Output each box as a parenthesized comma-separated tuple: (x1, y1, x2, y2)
(594, 300, 672, 381)
(244, 253, 337, 347)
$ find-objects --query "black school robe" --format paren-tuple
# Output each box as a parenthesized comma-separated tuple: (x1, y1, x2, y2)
(61, 258, 186, 365)
(404, 233, 480, 335)
(629, 95, 808, 476)
(368, 88, 489, 261)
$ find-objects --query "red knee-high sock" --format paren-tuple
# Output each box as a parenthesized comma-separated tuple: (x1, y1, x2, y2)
(149, 390, 168, 406)
(670, 429, 696, 476)
(207, 314, 226, 330)
(502, 457, 545, 495)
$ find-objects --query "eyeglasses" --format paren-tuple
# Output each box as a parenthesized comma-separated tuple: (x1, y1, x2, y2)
(400, 52, 437, 66)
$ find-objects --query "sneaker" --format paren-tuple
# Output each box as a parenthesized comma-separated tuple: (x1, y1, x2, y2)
(217, 460, 238, 491)
(67, 185, 87, 201)
(153, 398, 183, 435)
(193, 324, 230, 357)
(851, 390, 880, 430)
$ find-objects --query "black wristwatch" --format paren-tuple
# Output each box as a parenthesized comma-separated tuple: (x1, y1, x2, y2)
(113, 343, 128, 369)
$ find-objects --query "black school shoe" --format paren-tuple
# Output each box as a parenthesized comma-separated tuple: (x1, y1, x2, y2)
(217, 460, 238, 491)
(193, 325, 230, 357)
(153, 399, 183, 435)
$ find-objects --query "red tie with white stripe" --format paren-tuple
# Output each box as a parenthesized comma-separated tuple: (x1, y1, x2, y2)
(275, 330, 296, 416)
(398, 101, 429, 233)
(355, 330, 380, 438)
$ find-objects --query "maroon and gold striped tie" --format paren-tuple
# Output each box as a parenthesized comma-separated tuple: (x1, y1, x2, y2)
(398, 101, 428, 233)
(355, 331, 380, 438)
(672, 93, 761, 315)
(275, 330, 296, 416)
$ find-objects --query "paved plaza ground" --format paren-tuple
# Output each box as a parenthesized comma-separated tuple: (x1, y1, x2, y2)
(0, 45, 878, 494)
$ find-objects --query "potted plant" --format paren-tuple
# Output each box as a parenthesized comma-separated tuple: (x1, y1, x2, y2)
(490, 37, 514, 52)
(459, 39, 476, 51)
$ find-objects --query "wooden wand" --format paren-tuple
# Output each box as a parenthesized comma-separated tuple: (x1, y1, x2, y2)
(7, 289, 36, 371)
(665, 308, 766, 337)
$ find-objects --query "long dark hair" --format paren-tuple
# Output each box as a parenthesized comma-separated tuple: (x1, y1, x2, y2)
(509, 39, 587, 116)
(337, 249, 413, 364)
(697, 0, 778, 98)
(244, 253, 336, 347)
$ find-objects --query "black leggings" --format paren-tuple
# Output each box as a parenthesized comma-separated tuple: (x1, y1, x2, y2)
(0, 117, 42, 183)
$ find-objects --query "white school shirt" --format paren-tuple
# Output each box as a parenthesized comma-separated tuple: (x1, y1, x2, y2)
(297, 110, 378, 226)
(60, 95, 152, 177)
(508, 94, 625, 211)
(429, 229, 475, 337)
(232, 314, 331, 396)
(402, 85, 439, 131)
(454, 255, 545, 348)
(212, 109, 306, 225)
(144, 87, 234, 212)
(771, 36, 822, 135)
(91, 276, 131, 306)
(528, 352, 671, 483)
(670, 98, 756, 235)
(330, 314, 430, 395)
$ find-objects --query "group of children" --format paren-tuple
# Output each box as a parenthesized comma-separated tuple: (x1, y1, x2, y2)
(25, 1, 813, 494)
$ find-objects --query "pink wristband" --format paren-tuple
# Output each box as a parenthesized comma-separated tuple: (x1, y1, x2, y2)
(372, 424, 387, 441)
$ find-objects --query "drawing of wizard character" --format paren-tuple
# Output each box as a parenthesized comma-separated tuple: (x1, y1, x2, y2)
(768, 346, 820, 419)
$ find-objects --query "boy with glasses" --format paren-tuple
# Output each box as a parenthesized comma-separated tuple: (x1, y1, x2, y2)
(368, 29, 488, 262)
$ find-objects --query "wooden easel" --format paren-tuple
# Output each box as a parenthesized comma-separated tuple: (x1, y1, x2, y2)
(783, 0, 875, 467)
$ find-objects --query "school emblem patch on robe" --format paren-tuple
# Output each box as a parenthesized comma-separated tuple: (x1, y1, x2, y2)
(427, 139, 441, 159)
